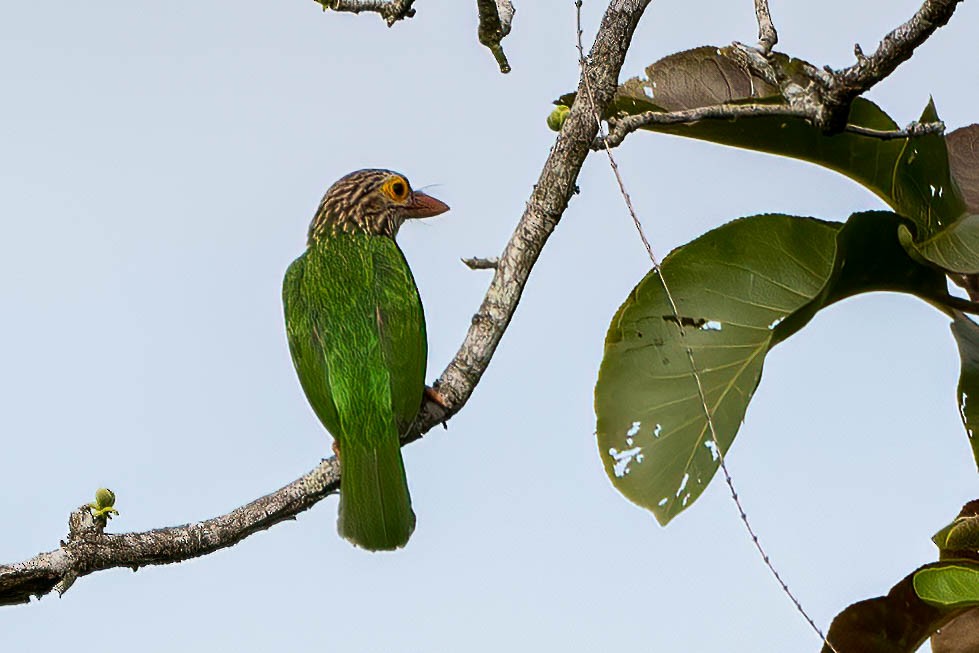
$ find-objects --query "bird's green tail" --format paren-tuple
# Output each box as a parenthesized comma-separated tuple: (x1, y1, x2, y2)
(337, 434, 415, 551)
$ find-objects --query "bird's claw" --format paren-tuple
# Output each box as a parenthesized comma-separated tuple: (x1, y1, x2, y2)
(424, 386, 449, 409)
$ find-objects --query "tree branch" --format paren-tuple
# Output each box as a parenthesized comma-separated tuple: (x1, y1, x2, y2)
(314, 0, 416, 26)
(0, 0, 652, 607)
(0, 459, 341, 606)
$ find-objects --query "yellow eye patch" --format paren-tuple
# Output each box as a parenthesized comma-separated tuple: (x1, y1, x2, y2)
(381, 176, 410, 202)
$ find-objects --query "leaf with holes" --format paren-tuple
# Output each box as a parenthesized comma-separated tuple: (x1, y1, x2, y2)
(595, 212, 947, 524)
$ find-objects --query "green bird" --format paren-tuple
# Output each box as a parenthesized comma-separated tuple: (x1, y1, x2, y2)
(282, 169, 449, 551)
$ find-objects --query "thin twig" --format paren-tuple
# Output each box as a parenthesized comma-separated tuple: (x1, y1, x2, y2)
(461, 256, 500, 270)
(574, 2, 837, 651)
(0, 0, 653, 607)
(845, 120, 946, 140)
(315, 0, 416, 26)
(753, 0, 778, 54)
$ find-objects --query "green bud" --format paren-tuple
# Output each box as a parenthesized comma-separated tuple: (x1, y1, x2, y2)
(89, 487, 119, 519)
(547, 105, 571, 132)
(94, 488, 116, 509)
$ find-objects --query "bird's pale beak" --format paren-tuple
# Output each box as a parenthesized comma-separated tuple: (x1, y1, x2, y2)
(405, 191, 449, 219)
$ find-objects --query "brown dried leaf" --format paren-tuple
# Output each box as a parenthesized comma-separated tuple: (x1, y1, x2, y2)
(947, 125, 979, 214)
(934, 608, 979, 653)
(618, 45, 780, 111)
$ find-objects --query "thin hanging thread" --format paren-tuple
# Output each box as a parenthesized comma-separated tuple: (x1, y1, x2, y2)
(572, 3, 836, 650)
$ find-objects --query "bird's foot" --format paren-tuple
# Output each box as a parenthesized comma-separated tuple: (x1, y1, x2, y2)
(424, 386, 450, 409)
(424, 386, 451, 430)
(332, 440, 341, 459)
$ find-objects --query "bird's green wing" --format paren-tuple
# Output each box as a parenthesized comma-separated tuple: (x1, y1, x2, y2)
(370, 238, 427, 433)
(282, 254, 341, 436)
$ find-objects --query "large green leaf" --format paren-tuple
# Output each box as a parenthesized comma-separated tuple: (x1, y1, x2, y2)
(595, 212, 947, 524)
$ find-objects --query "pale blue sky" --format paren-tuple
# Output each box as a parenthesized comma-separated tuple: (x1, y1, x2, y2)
(1, 1, 976, 651)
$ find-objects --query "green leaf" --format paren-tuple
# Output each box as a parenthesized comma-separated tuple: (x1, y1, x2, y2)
(915, 565, 979, 609)
(904, 215, 979, 275)
(952, 315, 979, 466)
(596, 215, 833, 523)
(946, 517, 979, 553)
(889, 100, 968, 236)
(595, 212, 947, 524)
(895, 111, 979, 274)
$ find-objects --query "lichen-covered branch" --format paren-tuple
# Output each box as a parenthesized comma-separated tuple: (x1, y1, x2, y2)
(0, 0, 652, 608)
(315, 0, 416, 26)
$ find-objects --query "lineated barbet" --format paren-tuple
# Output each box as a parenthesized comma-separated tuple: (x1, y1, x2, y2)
(283, 169, 449, 551)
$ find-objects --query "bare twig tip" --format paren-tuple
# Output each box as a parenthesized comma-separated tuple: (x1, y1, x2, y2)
(462, 257, 500, 270)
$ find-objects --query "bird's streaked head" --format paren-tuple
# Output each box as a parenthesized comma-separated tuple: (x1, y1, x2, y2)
(308, 169, 449, 243)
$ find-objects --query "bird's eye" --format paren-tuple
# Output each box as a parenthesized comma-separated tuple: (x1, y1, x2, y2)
(384, 177, 409, 201)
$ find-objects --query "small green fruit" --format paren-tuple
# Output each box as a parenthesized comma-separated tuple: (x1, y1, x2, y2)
(547, 105, 571, 132)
